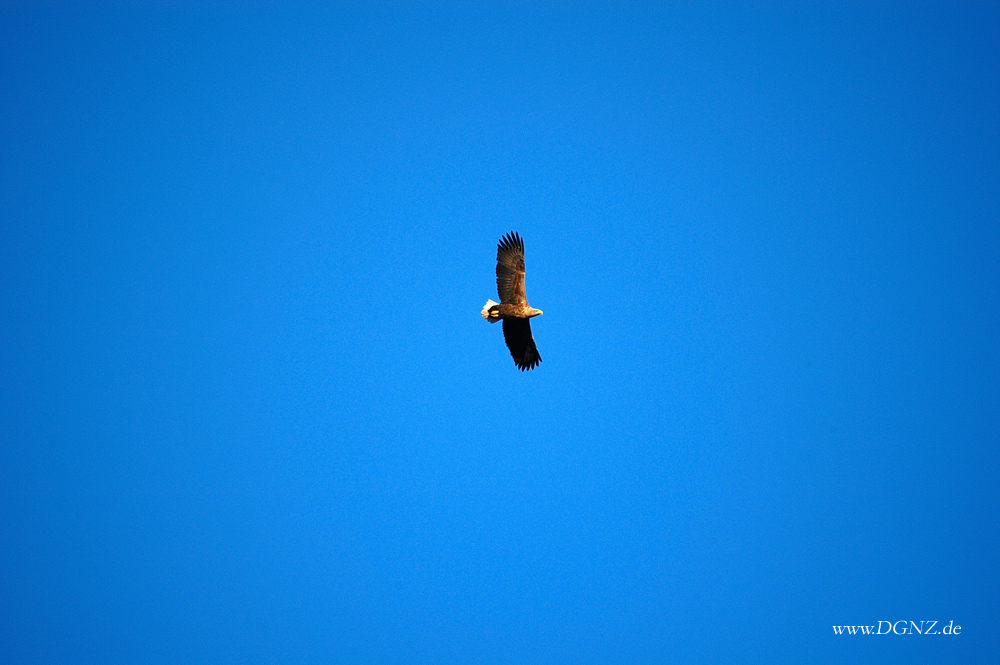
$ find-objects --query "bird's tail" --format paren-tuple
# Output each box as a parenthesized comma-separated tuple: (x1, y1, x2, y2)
(481, 299, 500, 323)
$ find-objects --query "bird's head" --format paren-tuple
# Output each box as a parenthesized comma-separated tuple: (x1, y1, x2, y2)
(528, 307, 543, 318)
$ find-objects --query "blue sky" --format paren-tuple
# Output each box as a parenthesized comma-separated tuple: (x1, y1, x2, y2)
(2, 3, 998, 663)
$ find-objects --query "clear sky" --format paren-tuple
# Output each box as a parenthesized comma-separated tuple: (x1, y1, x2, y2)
(2, 3, 998, 663)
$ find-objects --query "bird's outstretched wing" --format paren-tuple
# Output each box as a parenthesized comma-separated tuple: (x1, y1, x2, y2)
(496, 231, 527, 305)
(502, 318, 541, 371)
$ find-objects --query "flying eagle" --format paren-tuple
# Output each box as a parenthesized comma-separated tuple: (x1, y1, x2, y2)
(481, 231, 543, 370)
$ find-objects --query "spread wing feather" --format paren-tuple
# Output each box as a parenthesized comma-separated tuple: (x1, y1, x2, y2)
(502, 318, 541, 370)
(496, 231, 527, 305)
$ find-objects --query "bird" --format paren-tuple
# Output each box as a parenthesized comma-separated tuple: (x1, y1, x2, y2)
(481, 231, 543, 370)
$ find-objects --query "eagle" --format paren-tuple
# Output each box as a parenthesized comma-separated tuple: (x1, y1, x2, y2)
(481, 231, 543, 370)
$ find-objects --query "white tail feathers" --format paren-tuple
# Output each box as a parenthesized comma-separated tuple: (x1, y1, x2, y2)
(481, 299, 500, 323)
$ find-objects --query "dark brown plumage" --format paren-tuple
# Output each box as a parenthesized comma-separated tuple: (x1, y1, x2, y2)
(481, 232, 543, 370)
